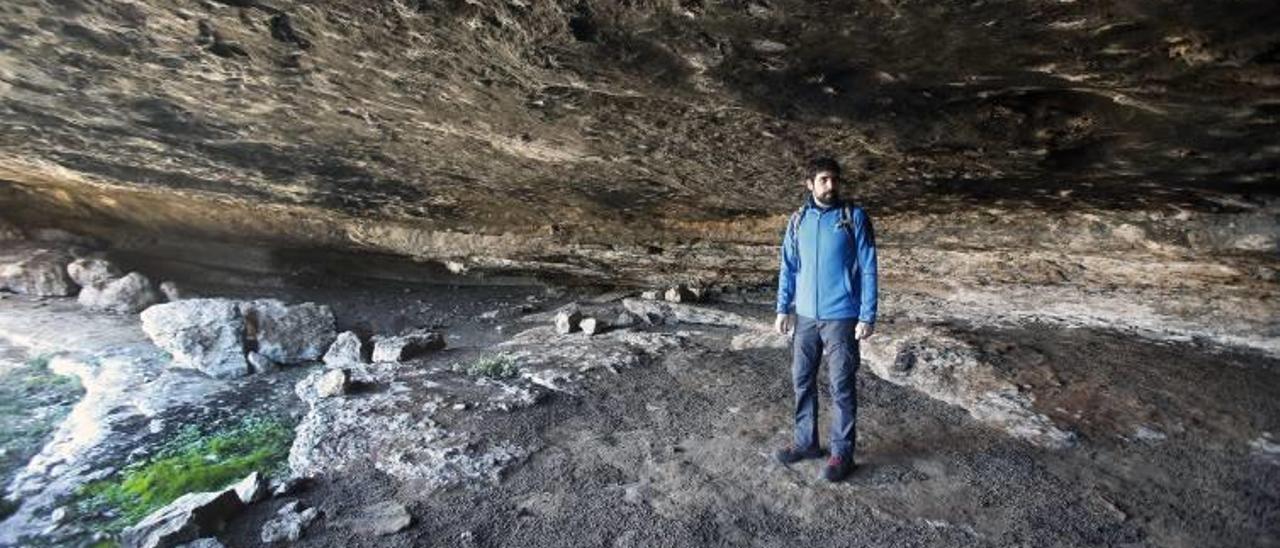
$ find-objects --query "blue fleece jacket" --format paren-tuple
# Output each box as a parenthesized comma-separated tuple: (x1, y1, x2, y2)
(775, 196, 878, 322)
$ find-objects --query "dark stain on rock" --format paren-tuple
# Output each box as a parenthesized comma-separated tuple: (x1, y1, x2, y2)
(269, 13, 311, 50)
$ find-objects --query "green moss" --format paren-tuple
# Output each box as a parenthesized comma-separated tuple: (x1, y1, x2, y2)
(452, 353, 521, 379)
(77, 414, 294, 533)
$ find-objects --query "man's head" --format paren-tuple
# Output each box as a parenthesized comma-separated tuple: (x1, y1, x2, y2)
(804, 157, 842, 205)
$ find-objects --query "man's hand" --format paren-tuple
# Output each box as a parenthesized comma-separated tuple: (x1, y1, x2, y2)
(855, 321, 875, 340)
(775, 313, 796, 335)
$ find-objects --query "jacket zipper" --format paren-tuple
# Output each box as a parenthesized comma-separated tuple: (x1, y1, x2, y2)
(815, 208, 822, 320)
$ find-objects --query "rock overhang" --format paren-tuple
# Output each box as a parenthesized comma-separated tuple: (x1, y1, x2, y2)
(0, 0, 1277, 283)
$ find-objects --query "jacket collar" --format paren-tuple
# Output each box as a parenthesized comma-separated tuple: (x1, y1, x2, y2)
(805, 194, 846, 211)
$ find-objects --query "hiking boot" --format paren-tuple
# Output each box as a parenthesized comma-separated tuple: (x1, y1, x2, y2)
(774, 443, 824, 465)
(823, 454, 854, 482)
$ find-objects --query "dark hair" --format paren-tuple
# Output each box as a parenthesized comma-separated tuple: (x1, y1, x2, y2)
(805, 157, 842, 181)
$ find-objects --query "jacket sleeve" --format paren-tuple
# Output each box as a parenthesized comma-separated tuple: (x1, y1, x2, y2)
(775, 215, 799, 314)
(855, 208, 878, 324)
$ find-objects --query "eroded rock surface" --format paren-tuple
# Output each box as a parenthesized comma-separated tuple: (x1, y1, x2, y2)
(77, 271, 163, 314)
(141, 299, 249, 379)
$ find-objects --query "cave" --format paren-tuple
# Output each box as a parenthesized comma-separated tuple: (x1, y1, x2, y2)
(0, 1, 1277, 546)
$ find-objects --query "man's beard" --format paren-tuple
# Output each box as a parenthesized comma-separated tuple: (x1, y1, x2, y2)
(816, 190, 837, 203)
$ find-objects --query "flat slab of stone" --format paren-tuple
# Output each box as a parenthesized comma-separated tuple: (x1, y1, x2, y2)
(371, 329, 445, 363)
(121, 488, 245, 548)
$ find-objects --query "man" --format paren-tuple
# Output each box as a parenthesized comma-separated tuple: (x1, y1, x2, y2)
(773, 156, 878, 482)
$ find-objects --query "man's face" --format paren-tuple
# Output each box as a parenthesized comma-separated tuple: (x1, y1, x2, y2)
(805, 170, 839, 203)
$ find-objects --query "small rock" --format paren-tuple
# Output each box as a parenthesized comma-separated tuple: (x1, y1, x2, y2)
(176, 539, 225, 548)
(233, 472, 268, 504)
(175, 538, 225, 548)
(452, 403, 467, 411)
(66, 257, 121, 287)
(580, 317, 602, 336)
(246, 351, 279, 374)
(50, 507, 68, 524)
(613, 311, 638, 328)
(554, 309, 583, 334)
(78, 271, 164, 314)
(640, 290, 660, 300)
(323, 331, 367, 367)
(260, 501, 318, 544)
(270, 477, 311, 498)
(371, 329, 446, 362)
(344, 501, 412, 536)
(160, 280, 184, 301)
(664, 285, 697, 303)
(316, 368, 350, 398)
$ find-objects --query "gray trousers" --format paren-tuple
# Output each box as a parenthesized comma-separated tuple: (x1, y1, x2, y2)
(791, 315, 860, 459)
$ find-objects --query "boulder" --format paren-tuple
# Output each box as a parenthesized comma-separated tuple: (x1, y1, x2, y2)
(78, 272, 163, 314)
(323, 331, 368, 367)
(0, 249, 76, 296)
(141, 299, 249, 379)
(66, 257, 121, 287)
(371, 329, 445, 362)
(554, 309, 582, 334)
(260, 501, 318, 544)
(239, 299, 337, 364)
(160, 280, 184, 301)
(120, 488, 245, 548)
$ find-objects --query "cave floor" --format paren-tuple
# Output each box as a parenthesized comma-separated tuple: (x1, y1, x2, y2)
(202, 284, 1277, 548)
(0, 278, 1276, 547)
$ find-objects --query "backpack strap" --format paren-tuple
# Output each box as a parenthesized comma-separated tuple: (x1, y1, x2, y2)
(838, 205, 860, 268)
(787, 206, 805, 266)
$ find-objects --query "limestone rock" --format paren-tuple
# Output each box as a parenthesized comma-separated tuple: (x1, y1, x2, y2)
(316, 368, 350, 398)
(66, 257, 121, 287)
(640, 290, 660, 300)
(860, 325, 1079, 450)
(0, 249, 76, 296)
(233, 472, 268, 505)
(141, 299, 249, 379)
(621, 298, 755, 328)
(554, 309, 583, 334)
(664, 285, 697, 303)
(613, 311, 638, 328)
(343, 501, 412, 536)
(246, 351, 279, 374)
(371, 329, 445, 362)
(121, 488, 245, 548)
(0, 218, 22, 240)
(260, 501, 318, 544)
(159, 281, 184, 302)
(77, 272, 163, 314)
(323, 331, 368, 367)
(175, 539, 224, 548)
(239, 299, 337, 364)
(580, 317, 602, 336)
